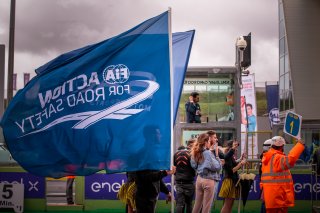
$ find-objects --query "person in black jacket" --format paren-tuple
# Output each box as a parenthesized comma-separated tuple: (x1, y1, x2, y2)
(185, 92, 201, 123)
(174, 139, 196, 213)
(134, 125, 175, 213)
(135, 169, 174, 213)
(219, 140, 246, 213)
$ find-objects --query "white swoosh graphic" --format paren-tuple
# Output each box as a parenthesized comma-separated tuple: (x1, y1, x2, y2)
(73, 80, 159, 129)
(20, 80, 159, 137)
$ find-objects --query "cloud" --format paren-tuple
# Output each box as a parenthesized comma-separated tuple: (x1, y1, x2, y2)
(0, 0, 279, 89)
(252, 38, 279, 82)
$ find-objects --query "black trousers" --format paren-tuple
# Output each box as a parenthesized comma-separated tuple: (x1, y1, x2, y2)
(175, 183, 195, 213)
(135, 196, 157, 213)
(66, 177, 75, 203)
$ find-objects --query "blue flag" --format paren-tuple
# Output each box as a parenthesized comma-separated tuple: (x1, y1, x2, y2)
(172, 30, 195, 122)
(1, 12, 194, 178)
(1, 12, 172, 178)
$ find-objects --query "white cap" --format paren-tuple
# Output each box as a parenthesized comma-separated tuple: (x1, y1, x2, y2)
(271, 136, 286, 147)
(262, 139, 272, 151)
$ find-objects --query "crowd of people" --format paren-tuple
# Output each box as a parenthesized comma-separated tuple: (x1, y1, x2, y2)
(177, 134, 304, 213)
(116, 130, 306, 213)
(113, 92, 307, 212)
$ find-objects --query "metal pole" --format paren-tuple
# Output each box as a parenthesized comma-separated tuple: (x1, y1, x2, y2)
(243, 96, 249, 159)
(7, 0, 16, 103)
(168, 7, 175, 213)
(0, 45, 5, 117)
(235, 47, 242, 152)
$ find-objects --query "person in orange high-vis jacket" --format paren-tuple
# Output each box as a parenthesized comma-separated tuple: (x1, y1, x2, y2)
(66, 176, 75, 205)
(260, 136, 305, 213)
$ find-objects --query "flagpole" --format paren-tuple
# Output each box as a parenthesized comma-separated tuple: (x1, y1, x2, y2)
(7, 0, 16, 104)
(168, 7, 175, 213)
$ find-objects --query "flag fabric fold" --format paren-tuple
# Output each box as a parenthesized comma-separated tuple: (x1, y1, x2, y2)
(0, 11, 194, 178)
(172, 30, 195, 122)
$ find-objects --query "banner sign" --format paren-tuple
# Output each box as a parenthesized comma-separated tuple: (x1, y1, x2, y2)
(184, 78, 231, 85)
(0, 172, 45, 199)
(84, 173, 318, 200)
(266, 84, 280, 128)
(240, 74, 258, 158)
(85, 173, 126, 199)
(85, 173, 172, 200)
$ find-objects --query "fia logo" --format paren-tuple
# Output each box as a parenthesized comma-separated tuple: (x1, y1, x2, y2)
(269, 108, 280, 125)
(103, 64, 130, 84)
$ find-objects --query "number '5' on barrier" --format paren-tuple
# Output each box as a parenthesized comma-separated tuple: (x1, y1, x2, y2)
(0, 183, 24, 213)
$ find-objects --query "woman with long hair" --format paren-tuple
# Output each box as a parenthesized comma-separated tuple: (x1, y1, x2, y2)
(190, 132, 221, 213)
(219, 140, 246, 213)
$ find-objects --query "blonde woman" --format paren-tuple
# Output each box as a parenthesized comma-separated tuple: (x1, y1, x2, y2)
(191, 132, 221, 213)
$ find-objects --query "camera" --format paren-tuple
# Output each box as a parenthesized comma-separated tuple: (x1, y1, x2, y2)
(236, 36, 247, 51)
(242, 69, 250, 75)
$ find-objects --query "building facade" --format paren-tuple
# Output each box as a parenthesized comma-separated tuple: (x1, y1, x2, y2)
(277, 0, 320, 158)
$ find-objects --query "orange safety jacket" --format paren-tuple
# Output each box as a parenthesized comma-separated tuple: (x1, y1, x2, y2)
(67, 176, 75, 179)
(260, 142, 304, 209)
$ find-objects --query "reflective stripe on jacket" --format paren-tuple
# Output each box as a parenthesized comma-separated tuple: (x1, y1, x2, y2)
(260, 142, 304, 209)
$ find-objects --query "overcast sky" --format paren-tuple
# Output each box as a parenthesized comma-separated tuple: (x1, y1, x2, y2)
(0, 0, 279, 89)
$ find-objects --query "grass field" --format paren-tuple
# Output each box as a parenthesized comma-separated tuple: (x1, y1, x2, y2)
(1, 200, 312, 213)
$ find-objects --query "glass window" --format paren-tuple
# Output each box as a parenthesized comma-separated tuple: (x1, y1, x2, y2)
(289, 77, 292, 90)
(280, 56, 285, 75)
(280, 37, 285, 56)
(219, 85, 229, 92)
(280, 92, 285, 111)
(279, 2, 284, 21)
(289, 90, 294, 109)
(183, 85, 194, 92)
(284, 91, 289, 110)
(180, 75, 235, 123)
(195, 85, 207, 92)
(207, 85, 219, 92)
(285, 54, 290, 73)
(284, 73, 290, 91)
(279, 20, 285, 38)
(279, 75, 284, 94)
(181, 129, 235, 146)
